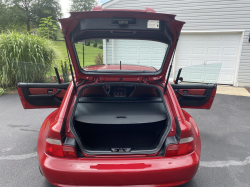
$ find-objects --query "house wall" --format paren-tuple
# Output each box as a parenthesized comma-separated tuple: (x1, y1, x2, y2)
(103, 39, 113, 64)
(103, 0, 250, 86)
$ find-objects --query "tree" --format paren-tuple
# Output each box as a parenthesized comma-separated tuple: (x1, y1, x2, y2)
(37, 16, 57, 39)
(11, 0, 33, 32)
(70, 0, 98, 12)
(0, 1, 26, 32)
(31, 0, 62, 28)
(7, 0, 62, 32)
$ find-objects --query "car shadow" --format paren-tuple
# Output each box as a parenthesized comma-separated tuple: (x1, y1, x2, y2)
(178, 178, 199, 187)
(43, 180, 56, 187)
(42, 180, 199, 187)
(42, 179, 199, 187)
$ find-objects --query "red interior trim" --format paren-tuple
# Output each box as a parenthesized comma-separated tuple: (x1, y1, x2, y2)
(175, 89, 206, 98)
(29, 88, 66, 98)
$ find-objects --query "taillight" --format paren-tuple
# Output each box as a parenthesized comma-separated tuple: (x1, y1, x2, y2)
(165, 136, 195, 157)
(45, 138, 77, 158)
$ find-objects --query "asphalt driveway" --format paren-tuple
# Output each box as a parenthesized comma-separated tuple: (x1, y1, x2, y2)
(0, 93, 250, 187)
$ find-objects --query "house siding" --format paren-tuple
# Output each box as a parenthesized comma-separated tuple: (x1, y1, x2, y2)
(103, 0, 250, 86)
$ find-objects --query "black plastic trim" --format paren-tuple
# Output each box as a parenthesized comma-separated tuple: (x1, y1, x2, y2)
(155, 80, 164, 89)
(18, 82, 69, 89)
(38, 166, 43, 176)
(63, 137, 84, 158)
(60, 118, 66, 142)
(78, 97, 163, 103)
(76, 80, 86, 89)
(171, 83, 216, 89)
(158, 117, 181, 156)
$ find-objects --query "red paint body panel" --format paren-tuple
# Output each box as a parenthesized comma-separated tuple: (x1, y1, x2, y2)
(38, 139, 199, 186)
(84, 64, 157, 72)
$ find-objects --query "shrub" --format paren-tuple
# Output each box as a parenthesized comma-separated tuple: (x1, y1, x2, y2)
(0, 31, 58, 88)
(98, 45, 103, 49)
(61, 60, 70, 83)
(93, 42, 97, 47)
(94, 53, 103, 65)
(85, 42, 90, 46)
(0, 87, 4, 96)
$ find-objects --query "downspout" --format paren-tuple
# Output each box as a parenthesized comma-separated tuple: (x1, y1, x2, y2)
(112, 39, 116, 64)
(103, 39, 107, 64)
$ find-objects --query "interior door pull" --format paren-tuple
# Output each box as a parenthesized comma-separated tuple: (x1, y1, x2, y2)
(29, 89, 61, 97)
(47, 89, 53, 94)
(48, 89, 61, 96)
(183, 90, 189, 94)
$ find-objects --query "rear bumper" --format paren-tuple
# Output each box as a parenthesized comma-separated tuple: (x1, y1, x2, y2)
(38, 140, 199, 187)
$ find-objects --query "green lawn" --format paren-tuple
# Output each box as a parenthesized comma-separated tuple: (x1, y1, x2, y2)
(52, 41, 103, 67)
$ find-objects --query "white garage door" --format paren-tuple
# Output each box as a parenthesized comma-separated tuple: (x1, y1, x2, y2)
(175, 32, 241, 84)
(107, 39, 168, 70)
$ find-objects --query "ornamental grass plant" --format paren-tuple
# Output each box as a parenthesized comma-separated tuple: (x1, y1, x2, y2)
(0, 31, 60, 88)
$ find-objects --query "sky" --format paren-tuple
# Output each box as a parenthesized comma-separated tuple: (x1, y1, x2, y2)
(59, 0, 111, 18)
(59, 0, 72, 18)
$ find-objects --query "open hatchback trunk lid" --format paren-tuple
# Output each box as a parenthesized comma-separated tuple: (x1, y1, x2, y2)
(59, 6, 185, 82)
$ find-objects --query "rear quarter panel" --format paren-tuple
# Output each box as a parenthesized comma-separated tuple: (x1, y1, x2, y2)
(181, 109, 201, 158)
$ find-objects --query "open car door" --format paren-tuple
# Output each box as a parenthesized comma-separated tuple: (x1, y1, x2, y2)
(171, 83, 216, 109)
(17, 83, 69, 109)
(170, 63, 220, 109)
(14, 62, 70, 109)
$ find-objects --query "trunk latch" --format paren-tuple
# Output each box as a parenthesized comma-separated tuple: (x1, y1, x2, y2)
(111, 148, 131, 153)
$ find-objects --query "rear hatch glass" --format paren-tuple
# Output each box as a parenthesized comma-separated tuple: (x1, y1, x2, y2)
(74, 39, 169, 72)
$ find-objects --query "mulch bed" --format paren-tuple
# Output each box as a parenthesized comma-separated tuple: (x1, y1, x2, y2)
(245, 87, 250, 93)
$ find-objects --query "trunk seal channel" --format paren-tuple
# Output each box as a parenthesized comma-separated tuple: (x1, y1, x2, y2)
(69, 82, 172, 156)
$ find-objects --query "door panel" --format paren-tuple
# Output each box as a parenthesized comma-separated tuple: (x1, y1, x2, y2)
(17, 83, 69, 109)
(171, 84, 217, 109)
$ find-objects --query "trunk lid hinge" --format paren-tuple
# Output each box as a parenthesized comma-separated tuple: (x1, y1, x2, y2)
(93, 77, 101, 83)
(143, 77, 149, 84)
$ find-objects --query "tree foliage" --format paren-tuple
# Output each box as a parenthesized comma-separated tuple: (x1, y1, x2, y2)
(0, 2, 26, 32)
(30, 0, 62, 28)
(37, 16, 57, 39)
(70, 0, 98, 12)
(94, 53, 103, 65)
(0, 0, 62, 32)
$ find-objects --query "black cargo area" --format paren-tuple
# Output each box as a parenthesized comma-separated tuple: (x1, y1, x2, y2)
(74, 119, 167, 151)
(71, 84, 170, 154)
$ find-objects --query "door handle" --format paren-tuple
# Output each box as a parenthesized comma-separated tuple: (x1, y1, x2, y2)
(48, 89, 61, 97)
(47, 89, 53, 94)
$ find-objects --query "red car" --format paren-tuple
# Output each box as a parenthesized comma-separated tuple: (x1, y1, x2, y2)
(17, 6, 217, 187)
